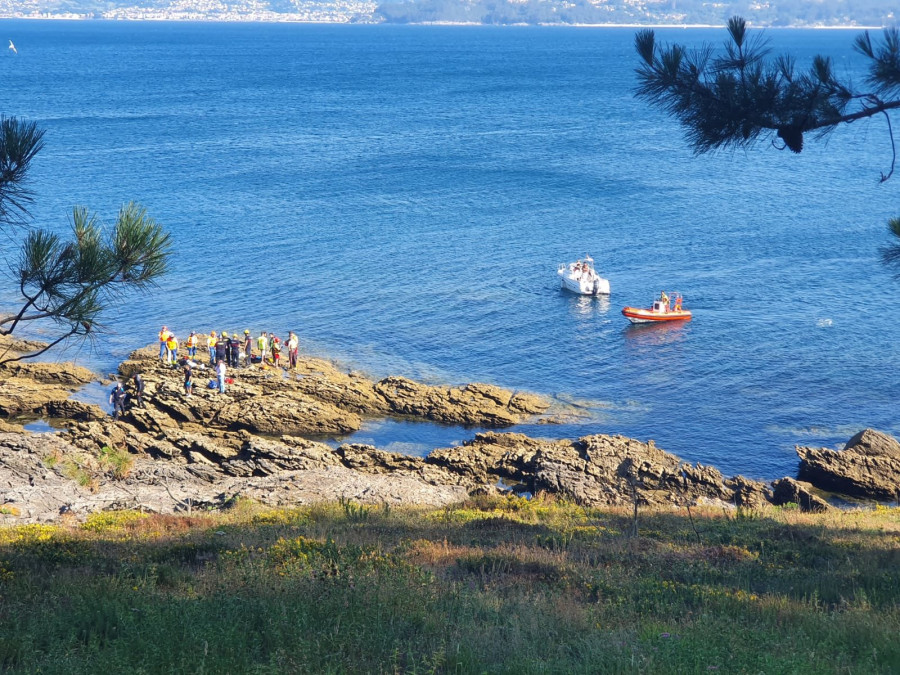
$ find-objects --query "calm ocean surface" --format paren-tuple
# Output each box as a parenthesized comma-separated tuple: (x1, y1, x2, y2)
(1, 20, 897, 479)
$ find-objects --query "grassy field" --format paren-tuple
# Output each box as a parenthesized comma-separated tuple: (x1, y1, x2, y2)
(1, 495, 899, 673)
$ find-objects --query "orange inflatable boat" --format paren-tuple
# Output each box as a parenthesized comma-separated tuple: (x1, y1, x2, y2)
(622, 292, 692, 323)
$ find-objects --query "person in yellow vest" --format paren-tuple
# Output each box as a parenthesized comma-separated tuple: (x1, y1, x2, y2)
(158, 326, 170, 362)
(257, 332, 268, 364)
(207, 331, 217, 366)
(186, 331, 197, 358)
(165, 333, 178, 365)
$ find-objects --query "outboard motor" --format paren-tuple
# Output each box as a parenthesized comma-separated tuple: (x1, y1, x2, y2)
(593, 279, 600, 295)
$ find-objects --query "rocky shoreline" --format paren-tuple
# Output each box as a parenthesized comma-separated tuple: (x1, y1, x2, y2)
(1, 335, 897, 522)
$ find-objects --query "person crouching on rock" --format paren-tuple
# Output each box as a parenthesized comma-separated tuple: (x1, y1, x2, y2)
(109, 381, 127, 421)
(216, 359, 227, 394)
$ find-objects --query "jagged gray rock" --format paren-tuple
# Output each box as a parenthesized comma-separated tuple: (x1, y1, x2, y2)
(797, 429, 900, 501)
(771, 478, 832, 512)
(429, 431, 772, 508)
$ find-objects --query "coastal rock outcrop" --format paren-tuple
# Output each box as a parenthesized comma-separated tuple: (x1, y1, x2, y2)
(11, 334, 893, 523)
(0, 338, 99, 420)
(428, 432, 772, 508)
(0, 361, 96, 387)
(0, 377, 104, 420)
(796, 429, 900, 501)
(221, 436, 342, 476)
(373, 377, 547, 427)
(771, 477, 832, 512)
(120, 345, 550, 432)
(0, 377, 76, 417)
(0, 431, 469, 522)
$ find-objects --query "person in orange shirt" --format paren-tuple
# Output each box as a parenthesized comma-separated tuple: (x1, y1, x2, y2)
(186, 331, 197, 358)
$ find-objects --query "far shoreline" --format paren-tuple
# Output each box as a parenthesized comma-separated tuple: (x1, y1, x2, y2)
(0, 16, 888, 30)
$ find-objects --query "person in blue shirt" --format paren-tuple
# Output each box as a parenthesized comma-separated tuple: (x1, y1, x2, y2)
(109, 381, 127, 420)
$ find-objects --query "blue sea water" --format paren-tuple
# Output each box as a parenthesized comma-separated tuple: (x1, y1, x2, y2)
(1, 20, 898, 480)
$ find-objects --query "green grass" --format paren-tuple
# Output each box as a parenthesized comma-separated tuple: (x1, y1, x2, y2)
(1, 495, 899, 673)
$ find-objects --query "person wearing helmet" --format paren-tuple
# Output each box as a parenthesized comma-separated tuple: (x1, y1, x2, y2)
(221, 332, 232, 366)
(215, 333, 227, 366)
(229, 333, 241, 369)
(207, 331, 218, 366)
(243, 330, 252, 366)
(165, 332, 178, 365)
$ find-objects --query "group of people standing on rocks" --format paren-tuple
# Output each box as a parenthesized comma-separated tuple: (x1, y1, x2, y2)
(110, 327, 302, 418)
(157, 326, 300, 397)
(157, 326, 300, 371)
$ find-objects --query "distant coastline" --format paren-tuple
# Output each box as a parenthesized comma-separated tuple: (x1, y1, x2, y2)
(0, 16, 888, 29)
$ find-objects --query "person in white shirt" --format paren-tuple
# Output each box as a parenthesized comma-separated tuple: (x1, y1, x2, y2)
(287, 332, 299, 369)
(216, 359, 227, 394)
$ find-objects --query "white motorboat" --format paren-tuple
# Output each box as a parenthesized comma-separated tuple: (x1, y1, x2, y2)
(557, 256, 610, 295)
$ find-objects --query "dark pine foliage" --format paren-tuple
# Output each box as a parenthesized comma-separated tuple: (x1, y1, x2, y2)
(0, 116, 172, 364)
(634, 17, 900, 181)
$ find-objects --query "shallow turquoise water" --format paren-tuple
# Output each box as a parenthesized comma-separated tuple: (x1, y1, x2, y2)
(1, 21, 898, 479)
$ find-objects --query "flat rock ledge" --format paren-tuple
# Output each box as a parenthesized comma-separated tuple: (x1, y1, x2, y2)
(116, 345, 551, 434)
(0, 432, 470, 523)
